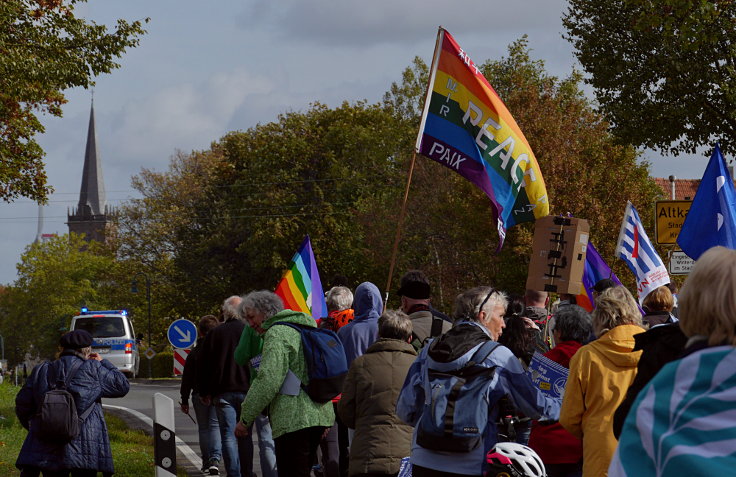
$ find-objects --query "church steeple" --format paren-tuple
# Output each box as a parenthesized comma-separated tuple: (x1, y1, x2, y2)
(67, 100, 112, 243)
(77, 101, 107, 216)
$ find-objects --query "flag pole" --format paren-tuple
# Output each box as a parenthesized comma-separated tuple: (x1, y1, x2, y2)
(384, 27, 445, 309)
(385, 150, 419, 306)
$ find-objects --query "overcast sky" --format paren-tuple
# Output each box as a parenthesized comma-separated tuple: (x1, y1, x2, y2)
(0, 0, 712, 285)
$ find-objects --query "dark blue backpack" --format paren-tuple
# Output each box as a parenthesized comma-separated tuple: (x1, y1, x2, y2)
(416, 340, 499, 453)
(272, 322, 348, 403)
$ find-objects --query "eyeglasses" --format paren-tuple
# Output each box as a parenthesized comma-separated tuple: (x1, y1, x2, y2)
(478, 287, 496, 313)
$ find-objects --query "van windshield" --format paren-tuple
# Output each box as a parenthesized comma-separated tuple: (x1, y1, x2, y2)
(74, 316, 125, 338)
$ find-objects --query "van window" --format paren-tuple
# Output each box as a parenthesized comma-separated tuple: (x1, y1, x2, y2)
(74, 317, 125, 338)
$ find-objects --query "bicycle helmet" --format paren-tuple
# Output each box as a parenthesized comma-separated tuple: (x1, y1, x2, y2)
(485, 442, 546, 477)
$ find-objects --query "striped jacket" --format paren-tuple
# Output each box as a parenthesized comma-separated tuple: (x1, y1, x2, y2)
(610, 345, 736, 476)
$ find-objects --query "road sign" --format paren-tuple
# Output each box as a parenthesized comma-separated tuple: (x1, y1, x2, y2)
(167, 319, 197, 349)
(655, 200, 692, 244)
(145, 348, 157, 360)
(173, 348, 190, 376)
(669, 250, 694, 275)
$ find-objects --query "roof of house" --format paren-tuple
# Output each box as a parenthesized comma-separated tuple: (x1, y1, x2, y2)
(653, 178, 701, 201)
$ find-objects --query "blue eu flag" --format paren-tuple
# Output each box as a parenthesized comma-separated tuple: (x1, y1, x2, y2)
(677, 144, 736, 260)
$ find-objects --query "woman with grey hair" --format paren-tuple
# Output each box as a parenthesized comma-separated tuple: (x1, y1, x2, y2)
(559, 286, 644, 477)
(397, 286, 560, 476)
(338, 309, 416, 476)
(528, 305, 592, 477)
(321, 286, 354, 333)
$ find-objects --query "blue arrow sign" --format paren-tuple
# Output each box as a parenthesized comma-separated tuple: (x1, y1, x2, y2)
(167, 319, 197, 349)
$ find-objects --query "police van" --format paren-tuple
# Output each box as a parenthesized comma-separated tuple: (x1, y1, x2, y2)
(70, 309, 140, 378)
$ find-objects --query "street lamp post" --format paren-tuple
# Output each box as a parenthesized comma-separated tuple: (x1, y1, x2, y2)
(131, 272, 152, 378)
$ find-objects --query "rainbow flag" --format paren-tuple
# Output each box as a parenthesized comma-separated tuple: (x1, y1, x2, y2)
(575, 242, 623, 311)
(274, 235, 327, 320)
(416, 28, 549, 248)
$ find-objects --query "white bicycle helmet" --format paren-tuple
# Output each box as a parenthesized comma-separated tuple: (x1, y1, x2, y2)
(485, 442, 546, 477)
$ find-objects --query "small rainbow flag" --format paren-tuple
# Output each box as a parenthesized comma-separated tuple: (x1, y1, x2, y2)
(275, 235, 327, 320)
(416, 28, 549, 248)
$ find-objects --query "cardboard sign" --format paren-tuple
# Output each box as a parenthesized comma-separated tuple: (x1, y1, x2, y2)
(527, 216, 589, 294)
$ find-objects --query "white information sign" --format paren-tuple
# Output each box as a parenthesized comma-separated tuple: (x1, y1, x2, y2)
(670, 251, 694, 275)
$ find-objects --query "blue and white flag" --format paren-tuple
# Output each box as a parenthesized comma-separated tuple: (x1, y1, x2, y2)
(615, 201, 670, 302)
(677, 144, 736, 260)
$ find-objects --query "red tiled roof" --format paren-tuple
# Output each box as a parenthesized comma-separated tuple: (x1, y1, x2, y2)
(653, 178, 702, 201)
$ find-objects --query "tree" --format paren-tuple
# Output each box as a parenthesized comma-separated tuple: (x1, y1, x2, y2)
(116, 101, 409, 313)
(0, 0, 147, 202)
(563, 0, 736, 155)
(0, 234, 124, 361)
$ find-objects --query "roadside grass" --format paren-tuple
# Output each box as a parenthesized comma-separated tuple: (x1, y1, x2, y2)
(0, 381, 187, 476)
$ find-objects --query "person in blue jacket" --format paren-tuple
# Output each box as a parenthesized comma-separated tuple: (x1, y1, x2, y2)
(397, 286, 561, 477)
(337, 282, 383, 366)
(15, 329, 130, 477)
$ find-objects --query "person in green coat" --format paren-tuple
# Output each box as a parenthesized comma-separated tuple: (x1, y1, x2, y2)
(234, 313, 277, 477)
(235, 290, 335, 477)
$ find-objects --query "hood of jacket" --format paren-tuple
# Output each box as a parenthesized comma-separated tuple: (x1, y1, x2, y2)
(427, 320, 491, 363)
(353, 282, 383, 323)
(633, 322, 686, 352)
(262, 309, 317, 330)
(589, 324, 644, 368)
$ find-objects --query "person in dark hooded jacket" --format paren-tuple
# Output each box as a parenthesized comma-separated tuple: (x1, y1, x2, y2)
(337, 282, 383, 366)
(15, 329, 130, 477)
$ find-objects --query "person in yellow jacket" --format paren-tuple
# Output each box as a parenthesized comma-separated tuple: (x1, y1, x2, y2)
(560, 286, 645, 477)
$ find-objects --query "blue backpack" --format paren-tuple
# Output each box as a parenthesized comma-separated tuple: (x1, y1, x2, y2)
(272, 322, 348, 403)
(416, 340, 499, 453)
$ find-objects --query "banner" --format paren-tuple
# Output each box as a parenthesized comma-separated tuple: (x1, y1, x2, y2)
(615, 202, 669, 302)
(415, 28, 549, 248)
(274, 235, 327, 320)
(527, 352, 569, 399)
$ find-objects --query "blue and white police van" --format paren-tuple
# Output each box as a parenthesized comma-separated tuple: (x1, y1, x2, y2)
(70, 309, 140, 378)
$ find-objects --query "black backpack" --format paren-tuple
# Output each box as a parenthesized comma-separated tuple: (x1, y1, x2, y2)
(35, 359, 95, 443)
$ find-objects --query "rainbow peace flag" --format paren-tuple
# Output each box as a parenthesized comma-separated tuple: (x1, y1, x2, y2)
(274, 235, 327, 320)
(416, 28, 549, 247)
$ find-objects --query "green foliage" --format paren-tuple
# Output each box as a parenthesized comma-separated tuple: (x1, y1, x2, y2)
(563, 0, 736, 155)
(150, 350, 173, 378)
(0, 233, 127, 363)
(0, 0, 147, 203)
(118, 101, 409, 310)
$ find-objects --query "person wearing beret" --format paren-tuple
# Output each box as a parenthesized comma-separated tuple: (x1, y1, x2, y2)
(15, 329, 130, 477)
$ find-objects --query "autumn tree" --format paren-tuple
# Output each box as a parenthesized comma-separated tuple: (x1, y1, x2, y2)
(563, 0, 736, 155)
(0, 0, 147, 202)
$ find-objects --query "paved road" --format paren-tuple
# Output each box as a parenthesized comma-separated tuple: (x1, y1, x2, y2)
(107, 379, 265, 476)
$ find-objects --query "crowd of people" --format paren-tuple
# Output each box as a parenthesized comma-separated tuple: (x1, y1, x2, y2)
(15, 245, 736, 476)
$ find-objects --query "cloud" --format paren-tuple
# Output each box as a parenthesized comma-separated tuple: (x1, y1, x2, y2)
(239, 0, 569, 47)
(107, 67, 276, 168)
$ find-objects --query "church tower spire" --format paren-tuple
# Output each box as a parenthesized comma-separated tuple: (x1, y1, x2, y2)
(67, 100, 111, 243)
